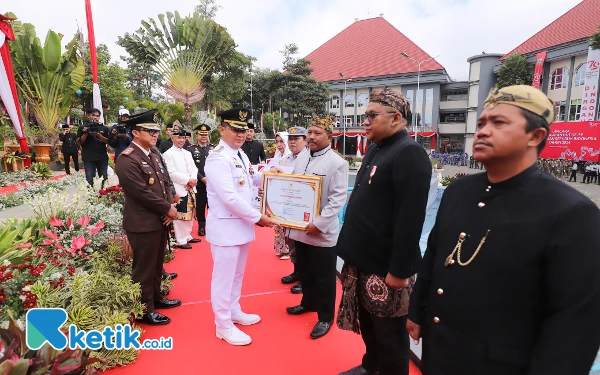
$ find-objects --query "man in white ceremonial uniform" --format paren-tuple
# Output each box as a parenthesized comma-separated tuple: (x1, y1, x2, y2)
(163, 128, 201, 249)
(205, 107, 276, 346)
(285, 116, 349, 339)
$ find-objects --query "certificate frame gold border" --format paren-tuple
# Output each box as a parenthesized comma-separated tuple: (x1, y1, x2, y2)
(260, 172, 323, 230)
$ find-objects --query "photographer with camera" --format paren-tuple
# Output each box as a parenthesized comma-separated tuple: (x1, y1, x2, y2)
(110, 110, 132, 161)
(76, 108, 110, 187)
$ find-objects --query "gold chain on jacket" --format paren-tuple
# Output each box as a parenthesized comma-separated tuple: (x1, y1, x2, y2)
(445, 230, 491, 267)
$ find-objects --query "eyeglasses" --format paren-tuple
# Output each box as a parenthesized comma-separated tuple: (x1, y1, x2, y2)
(141, 129, 160, 136)
(362, 112, 399, 122)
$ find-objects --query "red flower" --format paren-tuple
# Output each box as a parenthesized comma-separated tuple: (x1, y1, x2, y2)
(41, 229, 59, 241)
(17, 242, 32, 249)
(49, 216, 65, 227)
(77, 216, 91, 227)
(89, 222, 104, 235)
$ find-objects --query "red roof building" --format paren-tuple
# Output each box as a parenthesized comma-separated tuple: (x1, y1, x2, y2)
(305, 17, 445, 82)
(303, 16, 468, 154)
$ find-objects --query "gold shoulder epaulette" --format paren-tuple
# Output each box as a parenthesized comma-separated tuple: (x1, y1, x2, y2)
(212, 145, 224, 153)
(121, 148, 134, 156)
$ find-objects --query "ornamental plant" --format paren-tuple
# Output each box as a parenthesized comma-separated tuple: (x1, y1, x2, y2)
(0, 259, 72, 324)
(96, 184, 125, 207)
(35, 216, 105, 267)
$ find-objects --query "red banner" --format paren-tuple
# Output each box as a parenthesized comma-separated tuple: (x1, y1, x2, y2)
(532, 51, 547, 89)
(540, 121, 600, 161)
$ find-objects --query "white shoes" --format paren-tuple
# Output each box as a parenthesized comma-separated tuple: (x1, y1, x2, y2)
(216, 326, 252, 346)
(231, 312, 261, 326)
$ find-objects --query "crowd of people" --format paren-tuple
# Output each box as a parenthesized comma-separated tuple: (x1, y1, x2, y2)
(63, 84, 600, 375)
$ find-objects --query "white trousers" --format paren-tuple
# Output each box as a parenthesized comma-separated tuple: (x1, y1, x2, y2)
(173, 219, 194, 245)
(210, 243, 249, 329)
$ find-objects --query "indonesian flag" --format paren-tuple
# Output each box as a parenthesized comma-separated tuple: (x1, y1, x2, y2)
(85, 0, 104, 123)
(0, 14, 30, 166)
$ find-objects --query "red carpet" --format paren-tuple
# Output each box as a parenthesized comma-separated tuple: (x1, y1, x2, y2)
(108, 223, 421, 375)
(0, 174, 66, 195)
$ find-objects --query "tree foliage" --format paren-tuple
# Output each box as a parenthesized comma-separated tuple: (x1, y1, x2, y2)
(117, 11, 240, 127)
(496, 53, 532, 89)
(80, 44, 129, 124)
(120, 54, 162, 102)
(195, 0, 222, 19)
(590, 25, 600, 51)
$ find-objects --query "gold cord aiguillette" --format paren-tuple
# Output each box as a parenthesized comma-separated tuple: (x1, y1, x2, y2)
(445, 230, 491, 267)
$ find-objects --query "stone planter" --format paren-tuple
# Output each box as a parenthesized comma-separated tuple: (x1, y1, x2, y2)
(32, 143, 52, 163)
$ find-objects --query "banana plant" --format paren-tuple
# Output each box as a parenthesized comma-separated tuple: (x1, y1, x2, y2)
(7, 13, 85, 143)
(117, 11, 238, 127)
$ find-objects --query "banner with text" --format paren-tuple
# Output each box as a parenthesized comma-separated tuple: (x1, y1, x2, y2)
(540, 121, 600, 161)
(581, 47, 600, 121)
(532, 51, 547, 89)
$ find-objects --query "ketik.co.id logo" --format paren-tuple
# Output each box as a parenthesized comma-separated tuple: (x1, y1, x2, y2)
(26, 308, 173, 350)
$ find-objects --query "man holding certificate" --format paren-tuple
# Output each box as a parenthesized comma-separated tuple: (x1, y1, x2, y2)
(205, 107, 276, 346)
(285, 116, 349, 339)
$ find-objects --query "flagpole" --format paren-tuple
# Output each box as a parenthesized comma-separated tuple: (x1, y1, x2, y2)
(85, 0, 104, 123)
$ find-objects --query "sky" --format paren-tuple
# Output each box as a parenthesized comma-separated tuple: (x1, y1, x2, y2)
(4, 0, 585, 82)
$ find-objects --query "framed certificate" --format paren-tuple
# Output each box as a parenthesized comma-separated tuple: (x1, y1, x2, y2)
(260, 173, 323, 230)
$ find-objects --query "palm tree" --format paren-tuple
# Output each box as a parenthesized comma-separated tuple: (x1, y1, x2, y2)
(118, 11, 239, 128)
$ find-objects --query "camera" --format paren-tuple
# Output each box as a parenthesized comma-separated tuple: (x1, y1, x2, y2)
(116, 125, 127, 135)
(87, 122, 101, 135)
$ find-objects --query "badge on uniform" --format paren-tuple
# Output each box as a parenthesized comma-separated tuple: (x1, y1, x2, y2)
(149, 178, 155, 185)
(238, 176, 245, 186)
(369, 166, 377, 184)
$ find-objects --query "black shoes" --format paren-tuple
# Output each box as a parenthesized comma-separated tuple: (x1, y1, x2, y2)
(198, 227, 205, 236)
(339, 365, 379, 375)
(162, 271, 178, 280)
(291, 283, 302, 294)
(155, 298, 181, 309)
(188, 238, 201, 243)
(310, 320, 333, 339)
(281, 272, 300, 284)
(286, 305, 314, 315)
(136, 311, 170, 325)
(177, 244, 192, 249)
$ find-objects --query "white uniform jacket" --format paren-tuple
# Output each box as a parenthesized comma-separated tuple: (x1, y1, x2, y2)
(163, 146, 198, 197)
(205, 140, 262, 246)
(288, 145, 348, 248)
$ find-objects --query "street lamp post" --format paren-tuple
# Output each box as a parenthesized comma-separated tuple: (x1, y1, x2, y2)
(339, 72, 352, 156)
(400, 52, 439, 142)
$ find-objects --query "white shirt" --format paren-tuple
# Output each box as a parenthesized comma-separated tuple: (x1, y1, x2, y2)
(204, 140, 263, 246)
(163, 146, 198, 197)
(132, 141, 150, 157)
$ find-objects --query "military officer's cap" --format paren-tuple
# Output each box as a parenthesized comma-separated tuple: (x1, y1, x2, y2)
(194, 123, 212, 135)
(218, 107, 252, 131)
(185, 131, 192, 137)
(287, 126, 307, 137)
(120, 109, 161, 131)
(61, 124, 70, 129)
(172, 127, 187, 136)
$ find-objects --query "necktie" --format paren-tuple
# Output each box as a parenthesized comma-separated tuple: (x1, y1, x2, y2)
(237, 151, 247, 169)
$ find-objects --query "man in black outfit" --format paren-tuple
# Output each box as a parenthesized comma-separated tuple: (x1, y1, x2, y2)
(159, 121, 180, 153)
(187, 122, 211, 236)
(240, 121, 266, 165)
(336, 88, 432, 375)
(407, 85, 600, 375)
(59, 124, 79, 175)
(77, 108, 110, 187)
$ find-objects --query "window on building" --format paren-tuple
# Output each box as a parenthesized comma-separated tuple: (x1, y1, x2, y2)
(343, 115, 354, 126)
(442, 90, 468, 101)
(344, 94, 355, 107)
(550, 67, 569, 90)
(569, 99, 582, 121)
(575, 64, 586, 87)
(405, 90, 414, 126)
(555, 101, 567, 122)
(330, 95, 339, 109)
(424, 88, 434, 130)
(440, 113, 466, 122)
(357, 93, 369, 107)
